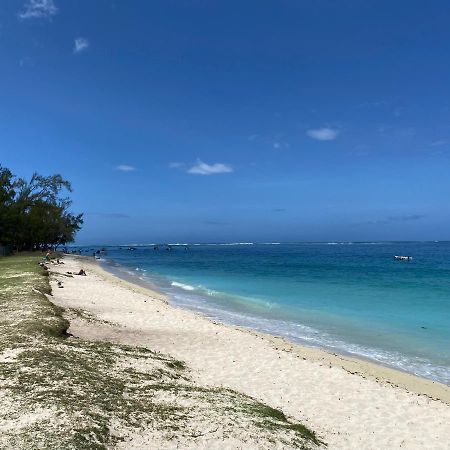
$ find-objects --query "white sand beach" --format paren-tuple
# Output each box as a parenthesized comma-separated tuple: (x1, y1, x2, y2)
(49, 255, 450, 449)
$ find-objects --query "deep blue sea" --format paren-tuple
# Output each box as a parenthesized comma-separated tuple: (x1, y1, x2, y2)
(84, 242, 450, 384)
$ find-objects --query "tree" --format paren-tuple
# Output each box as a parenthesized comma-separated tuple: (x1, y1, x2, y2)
(0, 167, 18, 247)
(0, 166, 83, 251)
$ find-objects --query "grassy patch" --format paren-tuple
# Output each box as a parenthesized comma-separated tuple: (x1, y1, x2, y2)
(0, 254, 324, 449)
(243, 402, 324, 447)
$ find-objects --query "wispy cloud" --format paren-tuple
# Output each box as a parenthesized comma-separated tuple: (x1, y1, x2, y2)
(115, 164, 136, 172)
(272, 140, 290, 149)
(389, 214, 425, 222)
(349, 144, 371, 157)
(430, 139, 448, 147)
(365, 214, 425, 225)
(19, 57, 33, 67)
(170, 160, 233, 176)
(377, 124, 415, 138)
(187, 160, 233, 175)
(248, 134, 290, 149)
(74, 37, 90, 54)
(306, 128, 339, 141)
(19, 0, 57, 20)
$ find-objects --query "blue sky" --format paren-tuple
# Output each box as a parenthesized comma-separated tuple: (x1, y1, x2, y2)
(1, 0, 450, 243)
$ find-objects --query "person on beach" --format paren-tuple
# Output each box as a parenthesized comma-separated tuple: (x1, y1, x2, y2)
(76, 269, 87, 276)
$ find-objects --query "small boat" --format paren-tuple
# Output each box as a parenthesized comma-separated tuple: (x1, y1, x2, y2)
(394, 255, 412, 261)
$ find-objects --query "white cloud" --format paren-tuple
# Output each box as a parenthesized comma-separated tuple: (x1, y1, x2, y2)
(187, 160, 233, 175)
(74, 37, 90, 54)
(19, 0, 57, 20)
(306, 127, 339, 141)
(116, 165, 136, 172)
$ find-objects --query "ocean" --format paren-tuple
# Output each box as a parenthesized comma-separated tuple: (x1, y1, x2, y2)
(88, 242, 450, 384)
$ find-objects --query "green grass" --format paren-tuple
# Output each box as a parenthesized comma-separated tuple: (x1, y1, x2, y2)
(0, 254, 324, 449)
(243, 403, 323, 447)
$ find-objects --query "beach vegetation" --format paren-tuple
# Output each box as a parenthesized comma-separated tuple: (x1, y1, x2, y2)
(0, 166, 83, 251)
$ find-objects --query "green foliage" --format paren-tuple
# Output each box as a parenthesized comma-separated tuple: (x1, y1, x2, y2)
(0, 166, 83, 250)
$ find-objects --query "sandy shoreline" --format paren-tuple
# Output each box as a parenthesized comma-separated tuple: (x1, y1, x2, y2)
(50, 255, 450, 449)
(99, 256, 450, 402)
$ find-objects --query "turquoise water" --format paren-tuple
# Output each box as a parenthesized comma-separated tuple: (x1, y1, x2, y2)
(93, 242, 450, 384)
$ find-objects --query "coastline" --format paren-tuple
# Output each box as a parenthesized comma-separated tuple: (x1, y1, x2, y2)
(97, 254, 450, 401)
(50, 254, 450, 449)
